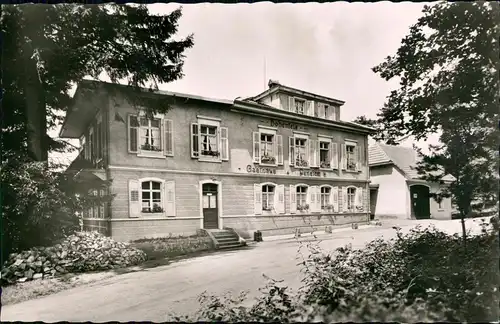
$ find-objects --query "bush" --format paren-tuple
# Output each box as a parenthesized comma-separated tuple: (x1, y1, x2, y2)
(171, 221, 499, 322)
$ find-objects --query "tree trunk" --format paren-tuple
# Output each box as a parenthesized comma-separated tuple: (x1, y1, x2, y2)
(460, 213, 467, 247)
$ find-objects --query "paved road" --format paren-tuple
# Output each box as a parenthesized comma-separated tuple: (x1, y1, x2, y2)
(1, 218, 487, 322)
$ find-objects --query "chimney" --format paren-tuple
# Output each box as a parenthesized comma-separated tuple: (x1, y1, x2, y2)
(268, 79, 280, 89)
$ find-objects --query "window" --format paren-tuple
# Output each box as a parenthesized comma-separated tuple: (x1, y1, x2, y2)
(319, 141, 330, 168)
(320, 187, 331, 210)
(346, 143, 356, 171)
(141, 181, 163, 213)
(347, 187, 356, 212)
(324, 105, 329, 119)
(191, 118, 228, 161)
(295, 99, 305, 114)
(296, 186, 308, 210)
(295, 138, 308, 167)
(140, 117, 162, 152)
(254, 129, 282, 165)
(262, 185, 275, 211)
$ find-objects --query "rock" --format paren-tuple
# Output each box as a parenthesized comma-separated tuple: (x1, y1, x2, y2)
(13, 259, 23, 267)
(33, 273, 43, 280)
(18, 277, 28, 283)
(27, 255, 35, 263)
(25, 269, 35, 279)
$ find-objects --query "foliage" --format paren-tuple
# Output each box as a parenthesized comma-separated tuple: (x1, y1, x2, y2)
(173, 222, 499, 322)
(364, 2, 499, 227)
(1, 4, 193, 258)
(0, 159, 114, 258)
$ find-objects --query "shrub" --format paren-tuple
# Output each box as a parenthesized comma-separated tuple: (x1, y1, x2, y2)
(172, 221, 499, 322)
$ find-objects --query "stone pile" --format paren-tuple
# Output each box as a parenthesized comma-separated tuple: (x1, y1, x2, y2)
(1, 231, 147, 285)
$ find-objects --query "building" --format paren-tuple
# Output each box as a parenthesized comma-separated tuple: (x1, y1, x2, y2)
(60, 79, 376, 242)
(368, 142, 455, 220)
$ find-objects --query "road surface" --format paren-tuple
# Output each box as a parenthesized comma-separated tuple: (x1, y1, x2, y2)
(1, 218, 487, 322)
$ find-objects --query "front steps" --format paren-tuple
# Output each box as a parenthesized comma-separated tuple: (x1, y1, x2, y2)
(204, 228, 247, 250)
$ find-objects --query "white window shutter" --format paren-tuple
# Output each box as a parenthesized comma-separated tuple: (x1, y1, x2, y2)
(309, 186, 316, 212)
(289, 185, 297, 213)
(191, 123, 199, 158)
(355, 187, 362, 212)
(331, 186, 338, 212)
(164, 181, 176, 216)
(305, 139, 310, 167)
(276, 184, 285, 214)
(220, 127, 229, 161)
(254, 183, 262, 215)
(288, 136, 295, 166)
(341, 144, 347, 170)
(355, 146, 360, 171)
(331, 142, 338, 169)
(275, 135, 283, 165)
(128, 179, 140, 218)
(253, 132, 260, 163)
(356, 146, 362, 171)
(318, 104, 324, 119)
(289, 97, 295, 112)
(128, 115, 139, 153)
(342, 187, 348, 213)
(363, 187, 368, 213)
(317, 141, 321, 168)
(309, 139, 317, 167)
(306, 101, 312, 116)
(164, 119, 174, 156)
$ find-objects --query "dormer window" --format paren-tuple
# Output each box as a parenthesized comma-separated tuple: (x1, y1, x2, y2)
(294, 99, 306, 114)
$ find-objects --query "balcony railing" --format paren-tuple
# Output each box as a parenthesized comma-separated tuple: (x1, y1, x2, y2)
(68, 149, 104, 171)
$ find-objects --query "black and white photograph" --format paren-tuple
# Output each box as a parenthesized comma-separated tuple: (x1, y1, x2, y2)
(1, 1, 498, 322)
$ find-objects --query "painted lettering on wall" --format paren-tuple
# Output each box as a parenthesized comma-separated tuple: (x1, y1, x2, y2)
(299, 170, 325, 177)
(246, 165, 277, 174)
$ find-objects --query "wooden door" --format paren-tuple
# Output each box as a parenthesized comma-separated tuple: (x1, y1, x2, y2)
(410, 185, 430, 219)
(202, 183, 219, 229)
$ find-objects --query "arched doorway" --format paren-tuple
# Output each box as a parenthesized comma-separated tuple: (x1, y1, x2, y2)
(202, 183, 219, 229)
(410, 184, 430, 219)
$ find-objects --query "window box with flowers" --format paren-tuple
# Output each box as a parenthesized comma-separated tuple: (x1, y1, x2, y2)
(201, 150, 220, 157)
(142, 203, 164, 214)
(141, 143, 162, 152)
(356, 206, 364, 212)
(261, 154, 276, 165)
(297, 204, 310, 212)
(296, 159, 309, 168)
(322, 204, 335, 212)
(320, 161, 331, 169)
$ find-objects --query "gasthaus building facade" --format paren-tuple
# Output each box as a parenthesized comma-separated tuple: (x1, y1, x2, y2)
(60, 79, 376, 242)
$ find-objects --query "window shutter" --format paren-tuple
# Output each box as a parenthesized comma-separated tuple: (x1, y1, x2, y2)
(355, 146, 360, 171)
(317, 140, 321, 167)
(309, 139, 317, 167)
(318, 105, 325, 119)
(355, 187, 362, 212)
(289, 185, 297, 214)
(314, 102, 319, 117)
(335, 186, 341, 213)
(164, 181, 176, 216)
(305, 139, 310, 166)
(254, 184, 262, 215)
(164, 119, 174, 156)
(331, 142, 338, 169)
(289, 136, 295, 166)
(331, 186, 338, 212)
(356, 146, 362, 171)
(220, 127, 229, 161)
(191, 123, 199, 158)
(253, 132, 260, 163)
(317, 189, 321, 211)
(308, 101, 315, 116)
(289, 97, 295, 112)
(277, 135, 283, 165)
(363, 187, 369, 213)
(128, 115, 139, 153)
(96, 122, 102, 160)
(128, 179, 140, 218)
(341, 144, 347, 170)
(309, 186, 316, 212)
(276, 184, 285, 214)
(342, 187, 348, 213)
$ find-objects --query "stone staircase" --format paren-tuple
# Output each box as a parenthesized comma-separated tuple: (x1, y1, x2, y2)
(205, 228, 247, 250)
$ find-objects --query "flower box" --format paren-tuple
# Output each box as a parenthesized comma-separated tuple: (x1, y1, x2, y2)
(141, 143, 162, 152)
(320, 162, 331, 169)
(261, 155, 276, 164)
(295, 159, 309, 167)
(201, 150, 220, 157)
(297, 204, 310, 211)
(142, 204, 164, 213)
(262, 207, 273, 212)
(322, 204, 334, 211)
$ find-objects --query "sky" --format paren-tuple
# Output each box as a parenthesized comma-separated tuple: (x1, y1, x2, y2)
(50, 2, 440, 166)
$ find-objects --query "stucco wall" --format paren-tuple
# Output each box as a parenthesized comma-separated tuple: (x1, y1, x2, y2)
(370, 165, 408, 219)
(429, 182, 452, 220)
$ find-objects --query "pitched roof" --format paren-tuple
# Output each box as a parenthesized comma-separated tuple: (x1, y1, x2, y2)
(369, 142, 455, 181)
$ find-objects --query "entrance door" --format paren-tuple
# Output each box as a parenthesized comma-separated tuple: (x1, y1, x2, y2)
(202, 183, 219, 229)
(410, 185, 430, 219)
